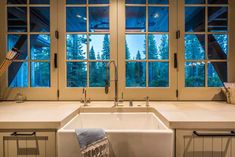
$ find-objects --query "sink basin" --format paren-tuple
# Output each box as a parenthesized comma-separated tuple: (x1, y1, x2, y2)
(58, 112, 174, 157)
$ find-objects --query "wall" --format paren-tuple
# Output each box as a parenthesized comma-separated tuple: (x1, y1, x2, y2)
(229, 0, 235, 82)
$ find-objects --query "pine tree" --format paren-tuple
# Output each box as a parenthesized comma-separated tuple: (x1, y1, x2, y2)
(148, 34, 158, 59)
(89, 46, 96, 60)
(101, 34, 110, 60)
(134, 51, 144, 86)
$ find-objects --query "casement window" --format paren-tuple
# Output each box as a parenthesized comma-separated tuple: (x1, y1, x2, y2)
(0, 0, 230, 100)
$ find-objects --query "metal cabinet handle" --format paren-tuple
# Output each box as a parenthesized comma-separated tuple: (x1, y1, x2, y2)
(193, 131, 235, 137)
(11, 132, 36, 136)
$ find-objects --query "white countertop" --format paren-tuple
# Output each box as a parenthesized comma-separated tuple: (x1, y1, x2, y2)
(0, 101, 235, 129)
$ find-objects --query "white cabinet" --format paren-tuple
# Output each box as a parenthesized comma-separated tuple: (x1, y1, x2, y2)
(176, 130, 235, 157)
(0, 131, 56, 157)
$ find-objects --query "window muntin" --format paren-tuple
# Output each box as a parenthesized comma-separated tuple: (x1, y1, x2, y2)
(66, 0, 110, 88)
(7, 1, 51, 88)
(125, 0, 170, 88)
(184, 1, 228, 88)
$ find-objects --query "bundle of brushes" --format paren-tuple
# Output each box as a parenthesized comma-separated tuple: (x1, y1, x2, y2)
(0, 48, 19, 77)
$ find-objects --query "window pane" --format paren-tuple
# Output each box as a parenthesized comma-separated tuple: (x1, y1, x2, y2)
(149, 62, 169, 87)
(89, 0, 109, 4)
(89, 7, 109, 32)
(185, 62, 205, 87)
(90, 62, 109, 87)
(148, 7, 168, 32)
(30, 34, 50, 60)
(67, 62, 87, 87)
(149, 0, 168, 4)
(66, 7, 87, 32)
(8, 62, 28, 88)
(208, 7, 228, 32)
(8, 7, 27, 32)
(126, 62, 146, 87)
(208, 0, 228, 4)
(30, 0, 49, 4)
(67, 34, 87, 60)
(31, 62, 50, 87)
(126, 7, 146, 32)
(66, 0, 86, 4)
(208, 34, 227, 60)
(126, 34, 146, 60)
(8, 34, 28, 60)
(126, 0, 146, 4)
(185, 7, 205, 32)
(185, 34, 205, 60)
(148, 34, 169, 60)
(208, 63, 223, 87)
(89, 34, 110, 60)
(30, 7, 50, 32)
(8, 0, 26, 4)
(185, 0, 205, 4)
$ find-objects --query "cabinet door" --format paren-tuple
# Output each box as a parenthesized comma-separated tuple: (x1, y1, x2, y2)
(176, 130, 235, 157)
(0, 131, 55, 157)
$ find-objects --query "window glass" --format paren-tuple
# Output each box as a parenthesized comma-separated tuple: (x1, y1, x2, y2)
(7, 0, 26, 4)
(126, 7, 146, 32)
(149, 0, 168, 4)
(67, 0, 86, 4)
(89, 0, 109, 4)
(126, 62, 146, 87)
(208, 63, 224, 87)
(185, 0, 205, 4)
(208, 34, 227, 60)
(208, 0, 228, 4)
(30, 62, 50, 87)
(126, 0, 146, 4)
(30, 7, 50, 32)
(149, 62, 169, 87)
(208, 7, 228, 32)
(185, 62, 205, 87)
(8, 7, 27, 32)
(185, 7, 205, 32)
(30, 0, 50, 4)
(67, 62, 87, 87)
(89, 62, 109, 87)
(89, 7, 109, 32)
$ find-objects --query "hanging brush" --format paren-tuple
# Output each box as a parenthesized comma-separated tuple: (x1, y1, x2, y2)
(0, 48, 19, 77)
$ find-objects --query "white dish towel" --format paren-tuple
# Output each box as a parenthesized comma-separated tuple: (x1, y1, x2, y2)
(75, 128, 109, 157)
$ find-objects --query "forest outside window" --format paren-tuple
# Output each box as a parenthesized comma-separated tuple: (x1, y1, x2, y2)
(125, 0, 170, 88)
(184, 0, 228, 88)
(66, 0, 110, 88)
(7, 0, 51, 88)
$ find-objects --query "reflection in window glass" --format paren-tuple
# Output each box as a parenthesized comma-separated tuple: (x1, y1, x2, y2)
(89, 62, 109, 87)
(149, 62, 169, 87)
(185, 62, 205, 87)
(126, 7, 146, 32)
(208, 34, 227, 60)
(31, 62, 50, 87)
(8, 62, 28, 88)
(185, 7, 205, 32)
(8, 34, 28, 60)
(126, 62, 146, 87)
(30, 0, 49, 4)
(67, 62, 87, 87)
(126, 34, 146, 60)
(126, 0, 146, 4)
(89, 35, 110, 60)
(185, 34, 205, 60)
(208, 63, 223, 87)
(66, 34, 87, 60)
(8, 0, 26, 4)
(66, 0, 86, 4)
(148, 7, 168, 32)
(89, 0, 109, 4)
(185, 0, 205, 4)
(208, 7, 228, 32)
(208, 0, 228, 4)
(148, 34, 169, 60)
(30, 7, 50, 32)
(30, 34, 50, 60)
(89, 7, 109, 32)
(66, 7, 87, 32)
(8, 7, 27, 32)
(149, 0, 168, 4)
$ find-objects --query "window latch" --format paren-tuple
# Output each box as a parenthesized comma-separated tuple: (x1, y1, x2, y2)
(176, 30, 180, 39)
(54, 53, 58, 68)
(174, 53, 178, 69)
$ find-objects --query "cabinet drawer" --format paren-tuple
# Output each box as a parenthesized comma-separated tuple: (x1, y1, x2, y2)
(0, 131, 55, 157)
(176, 130, 235, 157)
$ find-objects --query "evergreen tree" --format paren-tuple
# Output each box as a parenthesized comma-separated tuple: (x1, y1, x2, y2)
(89, 46, 96, 60)
(101, 34, 110, 60)
(134, 51, 144, 86)
(148, 34, 158, 59)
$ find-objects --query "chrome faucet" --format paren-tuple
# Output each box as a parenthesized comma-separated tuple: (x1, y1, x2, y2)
(81, 88, 90, 106)
(105, 60, 119, 106)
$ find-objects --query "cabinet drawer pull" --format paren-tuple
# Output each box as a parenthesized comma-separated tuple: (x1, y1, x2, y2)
(11, 132, 36, 136)
(193, 131, 235, 137)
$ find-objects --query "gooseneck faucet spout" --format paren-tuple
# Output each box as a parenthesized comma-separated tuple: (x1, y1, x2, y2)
(105, 60, 118, 106)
